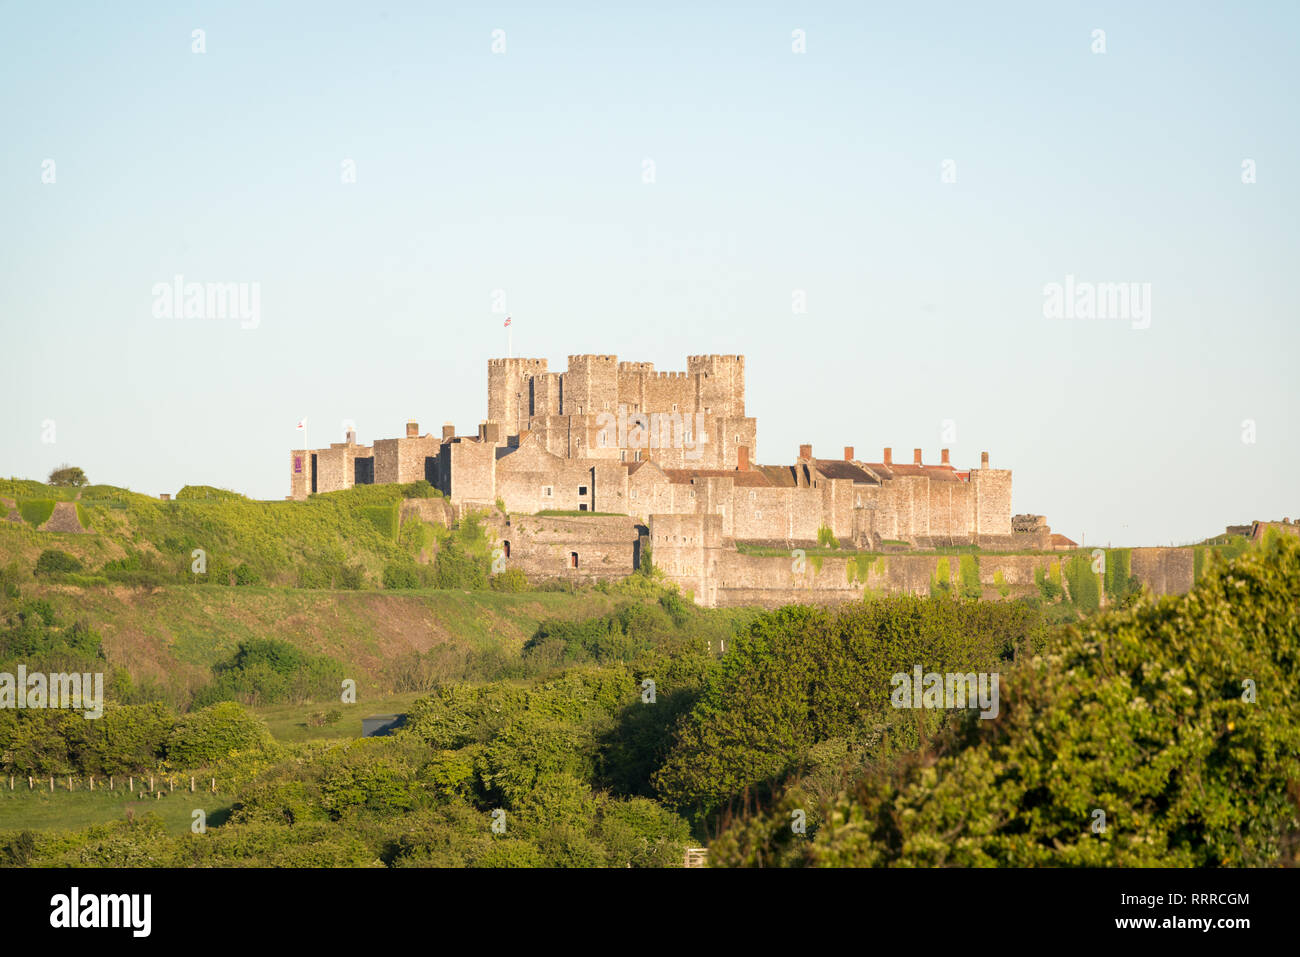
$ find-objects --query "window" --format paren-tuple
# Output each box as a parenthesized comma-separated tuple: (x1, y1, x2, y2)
(503, 541, 511, 558)
(689, 489, 695, 499)
(598, 430, 607, 448)
(578, 485, 588, 495)
(579, 503, 588, 511)
(543, 486, 553, 498)
(620, 450, 626, 462)
(635, 451, 642, 461)
(570, 552, 579, 569)
(671, 403, 678, 412)
(749, 490, 756, 500)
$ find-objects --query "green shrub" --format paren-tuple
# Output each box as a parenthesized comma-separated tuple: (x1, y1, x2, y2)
(166, 702, 274, 768)
(403, 480, 439, 499)
(383, 562, 421, 590)
(433, 541, 488, 590)
(33, 549, 83, 577)
(194, 638, 346, 707)
(489, 568, 529, 592)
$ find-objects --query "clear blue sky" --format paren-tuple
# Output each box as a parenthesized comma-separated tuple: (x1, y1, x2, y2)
(2, 1, 1296, 546)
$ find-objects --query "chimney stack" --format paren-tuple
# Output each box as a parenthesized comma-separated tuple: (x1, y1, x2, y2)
(941, 448, 950, 465)
(981, 451, 990, 469)
(406, 420, 419, 439)
(883, 447, 892, 466)
(799, 443, 812, 461)
(844, 446, 854, 461)
(442, 422, 455, 441)
(737, 445, 750, 471)
(346, 428, 357, 446)
(913, 448, 923, 465)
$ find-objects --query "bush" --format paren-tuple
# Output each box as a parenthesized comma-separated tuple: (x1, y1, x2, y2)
(339, 563, 365, 590)
(34, 549, 83, 577)
(489, 568, 529, 592)
(382, 562, 421, 590)
(403, 480, 439, 499)
(433, 542, 487, 590)
(166, 702, 274, 768)
(194, 638, 346, 707)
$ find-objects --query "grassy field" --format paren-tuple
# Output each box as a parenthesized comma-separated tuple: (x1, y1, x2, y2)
(250, 692, 431, 743)
(0, 786, 234, 834)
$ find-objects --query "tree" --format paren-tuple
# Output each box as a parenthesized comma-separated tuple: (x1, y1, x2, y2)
(713, 535, 1300, 867)
(47, 464, 88, 487)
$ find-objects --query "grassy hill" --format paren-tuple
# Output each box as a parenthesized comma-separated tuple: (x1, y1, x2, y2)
(0, 476, 702, 711)
(0, 478, 449, 589)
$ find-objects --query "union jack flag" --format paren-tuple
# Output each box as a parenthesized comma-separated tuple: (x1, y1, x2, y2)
(504, 316, 512, 327)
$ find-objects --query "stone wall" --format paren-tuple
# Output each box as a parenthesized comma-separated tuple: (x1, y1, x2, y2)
(500, 514, 640, 583)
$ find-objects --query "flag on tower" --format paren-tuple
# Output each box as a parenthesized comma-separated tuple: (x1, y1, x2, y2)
(296, 419, 307, 431)
(504, 316, 511, 328)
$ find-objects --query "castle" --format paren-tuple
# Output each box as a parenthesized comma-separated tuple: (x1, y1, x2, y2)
(291, 354, 1043, 604)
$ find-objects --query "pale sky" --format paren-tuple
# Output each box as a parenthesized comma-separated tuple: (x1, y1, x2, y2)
(2, 1, 1297, 546)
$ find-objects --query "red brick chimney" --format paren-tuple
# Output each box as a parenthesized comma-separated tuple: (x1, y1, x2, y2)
(883, 447, 892, 465)
(913, 448, 923, 465)
(844, 446, 854, 461)
(981, 451, 990, 468)
(737, 445, 750, 471)
(799, 443, 812, 460)
(941, 448, 950, 465)
(406, 420, 419, 438)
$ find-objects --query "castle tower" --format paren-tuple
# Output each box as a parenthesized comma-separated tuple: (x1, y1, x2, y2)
(562, 354, 619, 416)
(686, 354, 745, 417)
(487, 357, 548, 436)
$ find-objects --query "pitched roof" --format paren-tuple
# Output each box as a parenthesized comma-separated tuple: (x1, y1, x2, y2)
(862, 462, 966, 482)
(811, 459, 881, 485)
(664, 468, 774, 487)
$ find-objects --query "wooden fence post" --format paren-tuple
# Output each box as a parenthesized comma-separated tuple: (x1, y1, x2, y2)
(129, 776, 133, 792)
(89, 775, 94, 791)
(190, 776, 195, 793)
